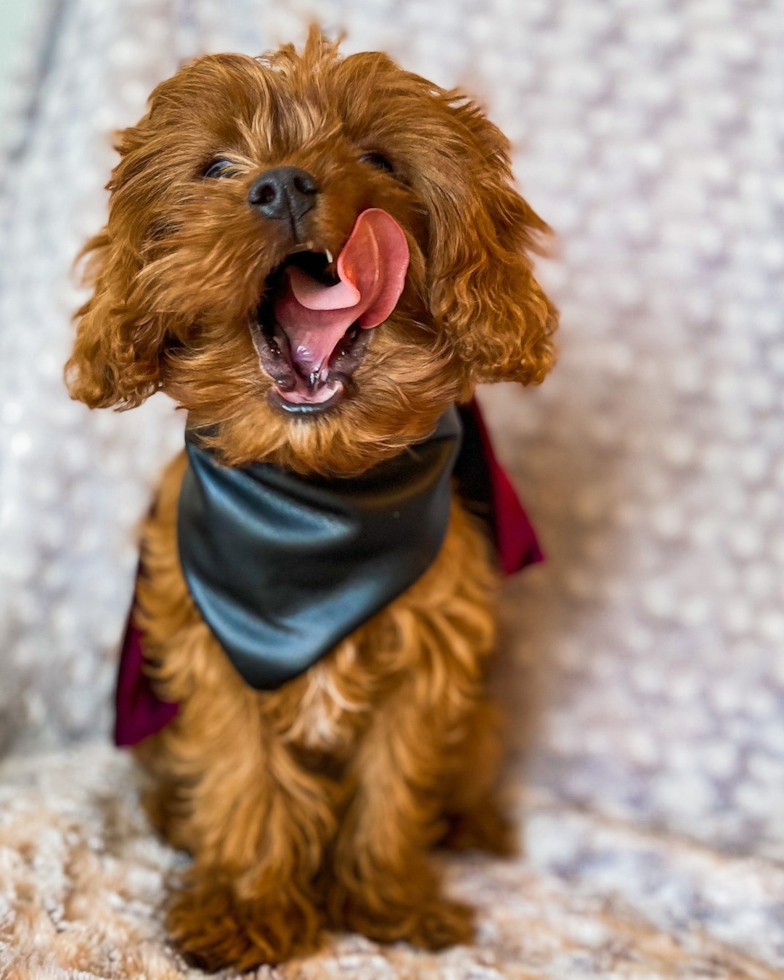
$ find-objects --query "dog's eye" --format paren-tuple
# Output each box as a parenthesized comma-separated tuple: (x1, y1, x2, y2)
(359, 152, 395, 174)
(203, 159, 239, 180)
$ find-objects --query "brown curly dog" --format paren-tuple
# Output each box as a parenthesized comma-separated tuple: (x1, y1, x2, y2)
(65, 28, 557, 971)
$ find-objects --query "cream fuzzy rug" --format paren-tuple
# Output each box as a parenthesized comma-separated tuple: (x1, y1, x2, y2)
(1, 744, 782, 979)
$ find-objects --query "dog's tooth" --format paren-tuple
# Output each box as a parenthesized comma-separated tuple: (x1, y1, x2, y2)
(320, 367, 329, 382)
(325, 249, 334, 265)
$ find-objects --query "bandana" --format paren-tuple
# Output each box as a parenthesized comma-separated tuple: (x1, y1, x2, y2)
(114, 400, 542, 746)
(179, 407, 461, 690)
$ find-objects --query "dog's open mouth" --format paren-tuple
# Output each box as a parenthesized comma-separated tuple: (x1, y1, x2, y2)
(252, 208, 410, 415)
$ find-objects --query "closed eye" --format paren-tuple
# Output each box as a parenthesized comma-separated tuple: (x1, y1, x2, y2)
(203, 159, 240, 179)
(359, 152, 395, 175)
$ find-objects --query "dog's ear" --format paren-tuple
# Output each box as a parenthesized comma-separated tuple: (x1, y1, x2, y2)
(425, 97, 557, 386)
(66, 234, 168, 410)
(65, 116, 172, 410)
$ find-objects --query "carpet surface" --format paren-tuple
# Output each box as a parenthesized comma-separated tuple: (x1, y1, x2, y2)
(1, 0, 783, 975)
(2, 744, 782, 980)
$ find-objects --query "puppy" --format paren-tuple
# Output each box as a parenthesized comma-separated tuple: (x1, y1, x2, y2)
(66, 28, 556, 970)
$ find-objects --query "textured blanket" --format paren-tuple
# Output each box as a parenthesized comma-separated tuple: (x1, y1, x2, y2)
(2, 744, 782, 979)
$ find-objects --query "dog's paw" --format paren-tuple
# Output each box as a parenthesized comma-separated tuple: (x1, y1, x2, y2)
(167, 876, 321, 971)
(440, 799, 519, 857)
(407, 896, 476, 949)
(332, 889, 476, 950)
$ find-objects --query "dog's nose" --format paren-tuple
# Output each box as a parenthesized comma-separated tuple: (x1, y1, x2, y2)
(248, 167, 318, 225)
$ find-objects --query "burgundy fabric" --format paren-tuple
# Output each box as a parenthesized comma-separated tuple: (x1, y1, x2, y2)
(461, 400, 544, 574)
(113, 400, 542, 747)
(114, 614, 178, 747)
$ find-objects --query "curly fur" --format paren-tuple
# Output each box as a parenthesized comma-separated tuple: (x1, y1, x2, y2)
(66, 28, 556, 970)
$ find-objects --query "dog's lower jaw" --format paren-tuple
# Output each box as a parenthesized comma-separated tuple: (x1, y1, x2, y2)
(132, 451, 504, 970)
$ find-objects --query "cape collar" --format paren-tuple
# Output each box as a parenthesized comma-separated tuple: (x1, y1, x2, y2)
(177, 408, 463, 690)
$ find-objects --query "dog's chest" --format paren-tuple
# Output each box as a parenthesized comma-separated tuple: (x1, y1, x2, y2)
(271, 646, 377, 757)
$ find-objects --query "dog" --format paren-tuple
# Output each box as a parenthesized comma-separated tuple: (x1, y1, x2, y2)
(65, 28, 557, 970)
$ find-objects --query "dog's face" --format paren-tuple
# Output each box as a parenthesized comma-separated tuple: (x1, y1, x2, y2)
(66, 31, 556, 474)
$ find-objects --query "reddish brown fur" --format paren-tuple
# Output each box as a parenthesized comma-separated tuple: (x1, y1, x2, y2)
(66, 29, 556, 970)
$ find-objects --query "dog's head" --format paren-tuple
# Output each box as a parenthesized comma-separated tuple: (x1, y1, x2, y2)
(66, 29, 557, 474)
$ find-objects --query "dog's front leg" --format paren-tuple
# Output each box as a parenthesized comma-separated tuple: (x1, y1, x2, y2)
(162, 728, 339, 971)
(326, 679, 477, 950)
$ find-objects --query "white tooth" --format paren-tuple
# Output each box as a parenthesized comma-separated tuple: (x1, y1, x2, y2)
(320, 367, 329, 382)
(325, 249, 334, 264)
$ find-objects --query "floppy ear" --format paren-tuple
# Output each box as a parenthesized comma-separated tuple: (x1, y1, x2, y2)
(65, 231, 169, 410)
(65, 116, 173, 410)
(426, 98, 557, 385)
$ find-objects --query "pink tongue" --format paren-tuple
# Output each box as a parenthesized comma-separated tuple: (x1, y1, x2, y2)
(274, 208, 409, 375)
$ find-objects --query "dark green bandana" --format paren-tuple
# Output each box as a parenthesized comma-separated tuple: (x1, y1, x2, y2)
(177, 408, 462, 690)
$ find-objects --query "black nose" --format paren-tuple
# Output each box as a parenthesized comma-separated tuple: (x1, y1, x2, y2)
(248, 166, 318, 226)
